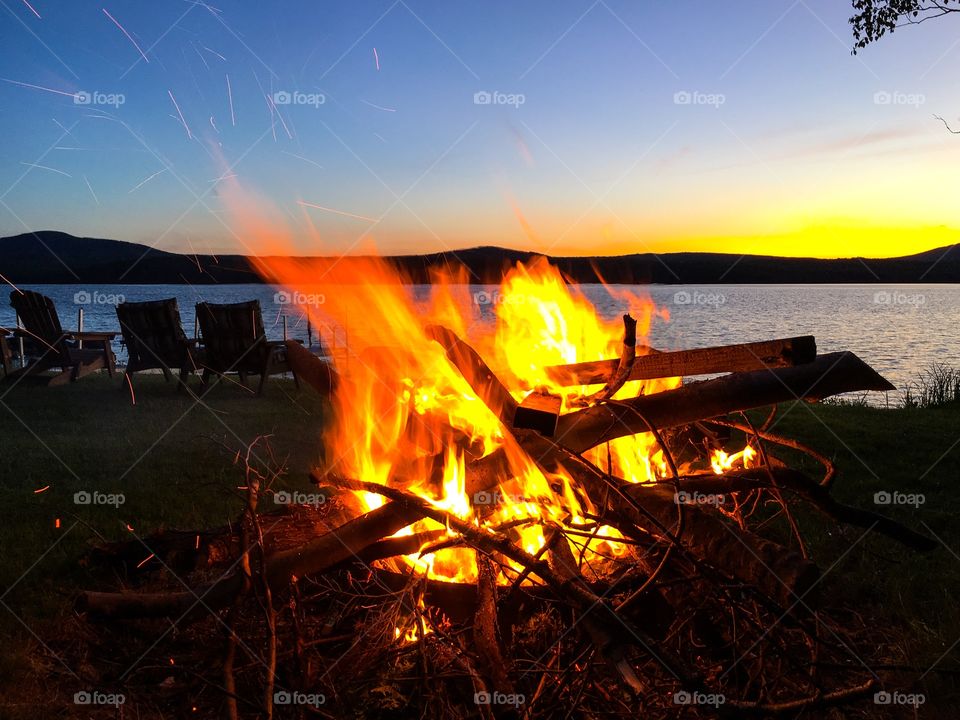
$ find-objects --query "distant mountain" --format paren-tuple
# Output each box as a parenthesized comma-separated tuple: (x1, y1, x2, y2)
(1, 231, 959, 285)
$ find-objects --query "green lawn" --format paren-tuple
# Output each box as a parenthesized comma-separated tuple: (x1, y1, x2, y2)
(0, 373, 328, 691)
(0, 373, 958, 714)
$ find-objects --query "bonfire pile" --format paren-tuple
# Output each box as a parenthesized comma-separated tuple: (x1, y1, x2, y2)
(76, 260, 934, 719)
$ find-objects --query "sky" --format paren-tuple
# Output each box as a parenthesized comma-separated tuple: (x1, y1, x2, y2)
(0, 0, 958, 259)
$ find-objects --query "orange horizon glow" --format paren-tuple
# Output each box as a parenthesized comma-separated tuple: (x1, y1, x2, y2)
(228, 221, 958, 262)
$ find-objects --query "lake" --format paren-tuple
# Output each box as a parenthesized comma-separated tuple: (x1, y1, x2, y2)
(3, 283, 957, 403)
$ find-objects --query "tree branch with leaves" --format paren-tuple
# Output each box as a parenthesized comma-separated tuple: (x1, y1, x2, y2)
(850, 0, 959, 51)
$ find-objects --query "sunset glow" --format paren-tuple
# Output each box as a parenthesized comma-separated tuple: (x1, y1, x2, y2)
(0, 2, 957, 259)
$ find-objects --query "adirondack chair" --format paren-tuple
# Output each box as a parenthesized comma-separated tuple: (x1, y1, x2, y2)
(116, 298, 199, 390)
(195, 299, 298, 394)
(6, 290, 116, 385)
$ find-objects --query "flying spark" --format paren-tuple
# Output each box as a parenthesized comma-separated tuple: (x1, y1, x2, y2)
(34, 485, 50, 494)
(102, 8, 149, 63)
(267, 95, 293, 139)
(83, 175, 99, 205)
(21, 0, 41, 19)
(167, 89, 192, 138)
(226, 74, 235, 126)
(21, 162, 70, 177)
(281, 150, 323, 170)
(2, 78, 76, 98)
(360, 99, 396, 113)
(298, 200, 378, 223)
(129, 168, 167, 193)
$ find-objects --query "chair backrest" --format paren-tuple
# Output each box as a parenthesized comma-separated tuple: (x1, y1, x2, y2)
(116, 298, 189, 370)
(9, 290, 70, 361)
(196, 300, 267, 372)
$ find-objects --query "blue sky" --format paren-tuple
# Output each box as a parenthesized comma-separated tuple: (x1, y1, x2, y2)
(0, 1, 958, 257)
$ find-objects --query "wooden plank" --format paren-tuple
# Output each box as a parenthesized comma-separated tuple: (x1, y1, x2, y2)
(555, 350, 893, 454)
(512, 391, 562, 435)
(544, 335, 817, 386)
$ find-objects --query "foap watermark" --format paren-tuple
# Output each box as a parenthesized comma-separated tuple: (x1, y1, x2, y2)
(74, 290, 125, 306)
(74, 691, 125, 707)
(473, 290, 525, 306)
(673, 690, 726, 707)
(473, 490, 532, 507)
(874, 690, 925, 707)
(673, 90, 725, 108)
(475, 691, 525, 707)
(274, 490, 327, 508)
(673, 290, 726, 307)
(874, 490, 925, 508)
(274, 290, 326, 307)
(873, 90, 925, 108)
(273, 690, 326, 707)
(74, 490, 125, 508)
(74, 90, 125, 107)
(474, 90, 525, 108)
(675, 490, 725, 507)
(273, 90, 325, 107)
(874, 291, 925, 307)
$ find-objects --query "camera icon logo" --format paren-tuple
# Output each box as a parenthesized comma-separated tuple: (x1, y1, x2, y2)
(74, 491, 92, 505)
(274, 690, 292, 705)
(74, 290, 91, 304)
(474, 691, 491, 704)
(673, 690, 692, 704)
(873, 491, 891, 505)
(673, 291, 692, 305)
(274, 491, 291, 505)
(273, 91, 291, 105)
(274, 291, 292, 305)
(873, 91, 892, 105)
(673, 90, 692, 105)
(74, 91, 91, 105)
(473, 91, 492, 105)
(73, 691, 92, 704)
(473, 491, 495, 506)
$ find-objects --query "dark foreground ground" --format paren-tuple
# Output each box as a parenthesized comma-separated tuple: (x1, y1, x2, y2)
(0, 374, 957, 718)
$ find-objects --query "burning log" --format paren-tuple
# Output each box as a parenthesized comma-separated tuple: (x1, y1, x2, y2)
(426, 324, 517, 423)
(324, 475, 702, 689)
(555, 351, 895, 454)
(78, 502, 423, 620)
(284, 339, 338, 395)
(568, 313, 638, 406)
(512, 391, 562, 435)
(506, 431, 819, 609)
(546, 334, 817, 386)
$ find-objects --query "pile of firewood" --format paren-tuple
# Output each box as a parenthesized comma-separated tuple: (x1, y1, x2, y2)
(76, 324, 935, 719)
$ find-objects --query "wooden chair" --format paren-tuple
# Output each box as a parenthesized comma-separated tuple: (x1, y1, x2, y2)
(116, 298, 199, 391)
(6, 290, 116, 386)
(195, 300, 298, 394)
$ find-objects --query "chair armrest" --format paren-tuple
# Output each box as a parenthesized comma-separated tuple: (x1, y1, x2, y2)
(73, 331, 117, 340)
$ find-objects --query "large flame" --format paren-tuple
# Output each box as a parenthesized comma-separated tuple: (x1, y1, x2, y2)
(231, 182, 750, 587)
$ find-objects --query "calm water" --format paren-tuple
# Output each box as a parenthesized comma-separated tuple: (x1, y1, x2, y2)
(3, 283, 957, 401)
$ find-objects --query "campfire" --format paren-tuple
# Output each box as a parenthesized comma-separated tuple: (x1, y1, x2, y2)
(78, 255, 935, 718)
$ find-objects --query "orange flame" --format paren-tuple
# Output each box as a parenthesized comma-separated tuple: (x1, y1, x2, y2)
(224, 181, 730, 585)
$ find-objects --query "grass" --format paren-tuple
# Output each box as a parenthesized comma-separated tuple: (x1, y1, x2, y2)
(0, 373, 328, 709)
(901, 363, 960, 409)
(1, 371, 959, 714)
